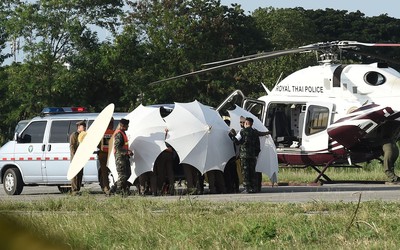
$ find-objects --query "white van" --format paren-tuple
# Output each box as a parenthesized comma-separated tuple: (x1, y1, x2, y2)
(0, 107, 127, 195)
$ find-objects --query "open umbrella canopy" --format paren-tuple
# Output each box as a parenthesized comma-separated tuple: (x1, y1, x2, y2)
(125, 105, 168, 183)
(164, 100, 235, 174)
(228, 105, 278, 183)
(108, 105, 167, 184)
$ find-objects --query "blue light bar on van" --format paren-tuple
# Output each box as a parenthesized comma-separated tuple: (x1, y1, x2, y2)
(41, 107, 87, 115)
(41, 107, 64, 114)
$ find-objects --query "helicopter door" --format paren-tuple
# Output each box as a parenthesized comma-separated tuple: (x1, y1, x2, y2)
(301, 102, 333, 151)
(216, 90, 245, 117)
(243, 98, 266, 124)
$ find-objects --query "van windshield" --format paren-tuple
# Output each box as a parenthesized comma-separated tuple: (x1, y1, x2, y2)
(14, 120, 30, 134)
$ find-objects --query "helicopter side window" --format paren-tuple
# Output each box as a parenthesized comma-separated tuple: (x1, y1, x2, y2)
(306, 106, 329, 135)
(364, 71, 386, 86)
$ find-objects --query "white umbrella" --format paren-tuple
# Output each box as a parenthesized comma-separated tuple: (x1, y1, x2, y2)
(228, 105, 278, 183)
(164, 100, 235, 174)
(108, 105, 167, 184)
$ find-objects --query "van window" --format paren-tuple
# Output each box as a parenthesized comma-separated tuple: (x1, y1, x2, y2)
(86, 119, 117, 130)
(19, 121, 47, 143)
(67, 120, 83, 139)
(50, 120, 79, 143)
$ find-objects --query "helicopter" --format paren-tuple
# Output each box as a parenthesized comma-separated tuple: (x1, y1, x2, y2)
(152, 41, 400, 183)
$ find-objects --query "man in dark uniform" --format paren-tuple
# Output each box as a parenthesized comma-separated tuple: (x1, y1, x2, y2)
(207, 170, 226, 194)
(229, 117, 269, 193)
(154, 143, 175, 195)
(182, 163, 203, 194)
(69, 121, 86, 196)
(379, 120, 400, 183)
(114, 118, 133, 196)
(98, 118, 114, 196)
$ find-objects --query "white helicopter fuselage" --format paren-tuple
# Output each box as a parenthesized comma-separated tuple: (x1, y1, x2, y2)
(270, 62, 400, 112)
(249, 62, 400, 166)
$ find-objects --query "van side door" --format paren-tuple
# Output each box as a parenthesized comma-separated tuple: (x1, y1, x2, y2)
(14, 120, 47, 183)
(45, 119, 99, 184)
(44, 120, 78, 183)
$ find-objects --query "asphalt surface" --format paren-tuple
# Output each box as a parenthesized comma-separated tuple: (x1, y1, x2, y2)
(1, 183, 400, 203)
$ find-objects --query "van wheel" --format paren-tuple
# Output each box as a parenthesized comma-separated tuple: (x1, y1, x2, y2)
(57, 186, 71, 194)
(3, 168, 24, 195)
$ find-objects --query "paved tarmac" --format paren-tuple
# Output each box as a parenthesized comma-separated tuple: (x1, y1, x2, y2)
(1, 183, 400, 203)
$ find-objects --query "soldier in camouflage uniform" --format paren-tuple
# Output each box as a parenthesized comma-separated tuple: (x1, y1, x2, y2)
(114, 118, 133, 196)
(379, 121, 400, 183)
(229, 117, 269, 193)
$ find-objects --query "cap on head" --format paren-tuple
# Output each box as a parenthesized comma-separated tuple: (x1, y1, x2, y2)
(76, 120, 86, 127)
(120, 118, 129, 126)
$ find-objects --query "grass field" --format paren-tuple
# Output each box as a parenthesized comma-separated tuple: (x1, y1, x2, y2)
(1, 197, 399, 250)
(1, 161, 399, 250)
(275, 159, 392, 184)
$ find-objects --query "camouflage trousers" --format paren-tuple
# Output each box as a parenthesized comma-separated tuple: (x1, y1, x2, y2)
(116, 156, 131, 194)
(240, 157, 257, 192)
(383, 142, 400, 182)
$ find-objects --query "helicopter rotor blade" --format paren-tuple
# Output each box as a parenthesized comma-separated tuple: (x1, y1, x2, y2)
(150, 47, 311, 85)
(149, 41, 400, 85)
(338, 41, 400, 48)
(364, 43, 400, 47)
(344, 48, 400, 65)
(300, 41, 400, 50)
(201, 51, 278, 66)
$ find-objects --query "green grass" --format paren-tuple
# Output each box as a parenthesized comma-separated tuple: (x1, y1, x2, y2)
(274, 160, 394, 183)
(1, 197, 400, 249)
(1, 162, 399, 249)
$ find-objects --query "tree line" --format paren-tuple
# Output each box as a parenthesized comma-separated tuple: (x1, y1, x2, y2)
(1, 0, 400, 144)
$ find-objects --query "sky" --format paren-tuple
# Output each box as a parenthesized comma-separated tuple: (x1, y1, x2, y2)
(220, 0, 400, 18)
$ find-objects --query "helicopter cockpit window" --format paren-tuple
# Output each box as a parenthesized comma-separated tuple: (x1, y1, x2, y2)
(305, 106, 329, 136)
(244, 103, 262, 120)
(216, 90, 245, 117)
(364, 71, 386, 86)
